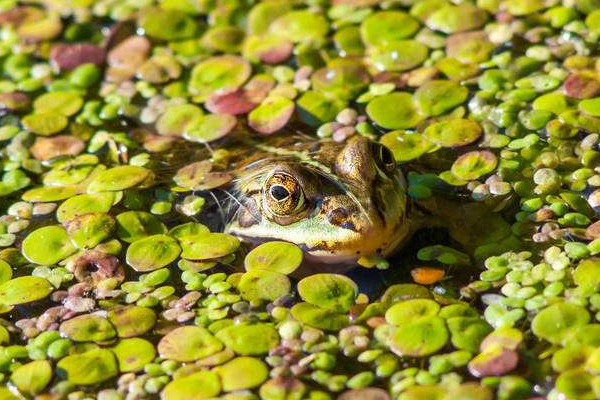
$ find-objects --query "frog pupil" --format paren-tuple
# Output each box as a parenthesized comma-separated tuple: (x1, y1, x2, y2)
(270, 185, 290, 201)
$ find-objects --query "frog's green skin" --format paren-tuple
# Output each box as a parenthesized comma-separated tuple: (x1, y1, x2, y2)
(222, 134, 409, 264)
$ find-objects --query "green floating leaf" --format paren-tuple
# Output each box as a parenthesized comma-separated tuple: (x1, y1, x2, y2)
(111, 338, 156, 372)
(158, 326, 223, 362)
(116, 211, 167, 243)
(450, 150, 498, 181)
(367, 40, 428, 72)
(532, 302, 590, 345)
(297, 273, 357, 313)
(138, 7, 197, 41)
(290, 302, 349, 331)
(367, 92, 423, 130)
(189, 55, 251, 101)
(56, 192, 115, 223)
(162, 370, 221, 400)
(22, 225, 77, 265)
(107, 305, 157, 338)
(269, 10, 329, 43)
(390, 316, 449, 357)
(87, 165, 151, 193)
(0, 276, 53, 306)
(126, 234, 181, 272)
(239, 269, 291, 304)
(59, 314, 117, 342)
(180, 232, 240, 260)
(360, 10, 420, 46)
(244, 241, 303, 274)
(10, 360, 52, 396)
(423, 119, 482, 148)
(380, 130, 435, 163)
(385, 299, 440, 325)
(215, 323, 279, 356)
(57, 348, 118, 385)
(216, 356, 269, 391)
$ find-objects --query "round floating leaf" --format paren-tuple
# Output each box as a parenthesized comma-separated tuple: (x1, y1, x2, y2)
(111, 338, 156, 372)
(447, 316, 492, 352)
(248, 96, 294, 135)
(0, 276, 52, 306)
(360, 11, 419, 46)
(158, 326, 223, 362)
(556, 369, 595, 400)
(532, 302, 590, 344)
(10, 360, 52, 396)
(116, 211, 167, 243)
(33, 91, 83, 116)
(367, 92, 422, 130)
(242, 34, 293, 64)
(579, 97, 600, 116)
(22, 112, 68, 136)
(424, 119, 482, 148)
(239, 269, 291, 304)
(269, 10, 329, 43)
(126, 234, 181, 272)
(107, 305, 156, 338)
(66, 212, 115, 249)
(216, 357, 269, 391)
(380, 130, 435, 163)
(168, 222, 210, 239)
(297, 90, 346, 126)
(22, 225, 77, 265)
(215, 323, 279, 356)
(173, 161, 233, 190)
(87, 165, 151, 192)
(367, 40, 428, 72)
(0, 260, 11, 285)
(138, 7, 197, 40)
(162, 370, 221, 400)
(57, 348, 117, 385)
(60, 314, 116, 342)
(56, 192, 115, 223)
(426, 3, 488, 34)
(450, 150, 498, 180)
(298, 273, 357, 313)
(156, 104, 204, 137)
(291, 302, 350, 331)
(244, 241, 303, 274)
(189, 55, 251, 101)
(414, 80, 469, 117)
(574, 258, 600, 290)
(184, 113, 237, 143)
(385, 299, 440, 325)
(311, 62, 370, 102)
(390, 316, 449, 357)
(180, 232, 240, 260)
(22, 185, 79, 202)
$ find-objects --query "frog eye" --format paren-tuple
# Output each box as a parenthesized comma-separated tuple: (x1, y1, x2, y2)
(372, 143, 396, 173)
(264, 172, 305, 216)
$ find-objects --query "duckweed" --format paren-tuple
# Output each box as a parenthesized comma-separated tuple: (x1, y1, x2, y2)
(3, 0, 600, 398)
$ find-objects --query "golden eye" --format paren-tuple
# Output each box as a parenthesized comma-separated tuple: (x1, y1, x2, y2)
(372, 143, 396, 173)
(264, 172, 305, 216)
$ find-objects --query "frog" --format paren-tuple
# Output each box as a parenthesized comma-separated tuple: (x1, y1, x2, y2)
(222, 134, 411, 266)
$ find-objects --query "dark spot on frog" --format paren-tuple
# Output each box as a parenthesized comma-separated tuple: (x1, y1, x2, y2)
(327, 207, 357, 232)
